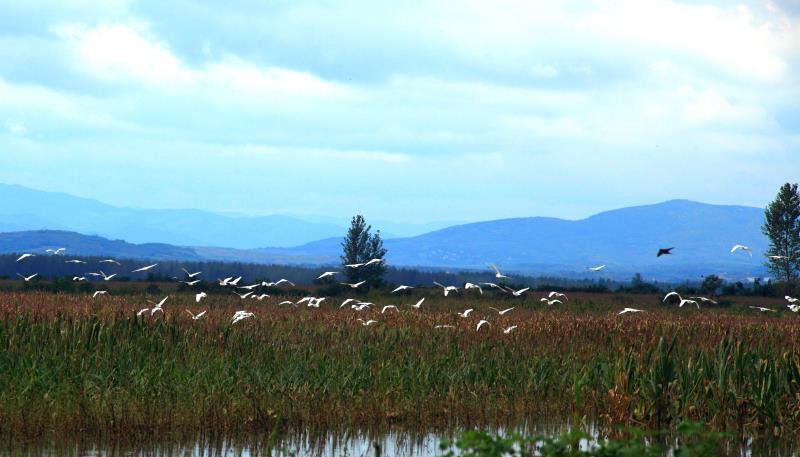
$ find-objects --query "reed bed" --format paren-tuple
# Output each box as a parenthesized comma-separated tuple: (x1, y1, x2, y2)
(1, 291, 799, 446)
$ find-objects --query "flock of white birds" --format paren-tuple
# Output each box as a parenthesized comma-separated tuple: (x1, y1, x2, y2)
(8, 242, 797, 332)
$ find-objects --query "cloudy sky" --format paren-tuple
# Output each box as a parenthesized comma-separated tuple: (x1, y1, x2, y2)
(1, 1, 798, 224)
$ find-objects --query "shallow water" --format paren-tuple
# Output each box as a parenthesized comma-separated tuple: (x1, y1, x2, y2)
(7, 423, 800, 456)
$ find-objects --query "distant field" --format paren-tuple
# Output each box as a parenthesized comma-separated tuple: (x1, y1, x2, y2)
(0, 289, 798, 449)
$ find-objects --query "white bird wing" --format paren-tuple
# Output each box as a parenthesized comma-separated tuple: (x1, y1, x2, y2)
(663, 291, 681, 302)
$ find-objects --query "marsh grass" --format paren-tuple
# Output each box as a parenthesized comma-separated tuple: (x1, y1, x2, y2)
(0, 291, 799, 449)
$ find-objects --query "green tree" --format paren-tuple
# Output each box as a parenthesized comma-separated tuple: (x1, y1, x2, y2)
(762, 183, 800, 285)
(700, 274, 723, 296)
(341, 215, 387, 288)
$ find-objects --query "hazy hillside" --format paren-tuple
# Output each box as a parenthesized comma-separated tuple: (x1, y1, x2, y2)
(0, 200, 771, 281)
(0, 183, 346, 248)
(0, 230, 200, 260)
(258, 200, 770, 280)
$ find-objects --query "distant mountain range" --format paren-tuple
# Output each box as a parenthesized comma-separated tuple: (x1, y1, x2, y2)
(0, 191, 771, 281)
(257, 200, 769, 280)
(0, 184, 458, 248)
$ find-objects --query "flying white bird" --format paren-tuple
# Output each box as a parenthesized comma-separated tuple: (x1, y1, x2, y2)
(99, 259, 121, 265)
(218, 277, 233, 286)
(317, 271, 339, 279)
(358, 319, 378, 326)
(488, 263, 509, 279)
(234, 291, 253, 299)
(589, 265, 606, 272)
(749, 306, 776, 312)
(182, 279, 201, 286)
(476, 320, 490, 331)
(340, 298, 358, 308)
(548, 292, 568, 300)
(72, 276, 86, 281)
(268, 279, 295, 287)
(503, 325, 518, 334)
(786, 296, 799, 304)
(307, 297, 326, 308)
(540, 298, 563, 305)
(278, 300, 294, 306)
(92, 290, 107, 298)
(231, 310, 255, 324)
(182, 268, 202, 278)
(788, 304, 800, 313)
(253, 294, 270, 301)
(186, 309, 207, 320)
(731, 245, 752, 257)
(17, 273, 38, 282)
(433, 281, 459, 296)
(147, 296, 168, 315)
(132, 263, 158, 273)
(16, 254, 34, 262)
(228, 276, 242, 286)
(690, 296, 718, 305)
(381, 305, 399, 313)
(238, 283, 261, 290)
(46, 248, 66, 255)
(136, 308, 150, 316)
(435, 324, 455, 329)
(65, 260, 87, 264)
(481, 282, 507, 292)
(457, 308, 474, 318)
(363, 258, 384, 267)
(352, 303, 372, 311)
(341, 281, 367, 289)
(507, 287, 530, 297)
(99, 270, 117, 281)
(464, 283, 483, 294)
(663, 292, 699, 309)
(195, 292, 207, 303)
(408, 297, 425, 309)
(769, 255, 787, 260)
(296, 297, 314, 305)
(391, 285, 414, 293)
(489, 306, 515, 315)
(618, 308, 644, 315)
(345, 262, 364, 268)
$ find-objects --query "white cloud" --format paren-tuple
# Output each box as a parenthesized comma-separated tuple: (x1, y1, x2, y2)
(53, 22, 190, 86)
(579, 0, 789, 82)
(54, 22, 352, 99)
(529, 64, 559, 79)
(6, 121, 27, 135)
(682, 88, 769, 126)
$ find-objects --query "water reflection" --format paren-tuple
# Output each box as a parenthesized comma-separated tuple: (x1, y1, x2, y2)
(6, 422, 799, 456)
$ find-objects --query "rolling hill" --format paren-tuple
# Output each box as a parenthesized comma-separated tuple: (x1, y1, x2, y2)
(0, 200, 771, 281)
(0, 183, 346, 248)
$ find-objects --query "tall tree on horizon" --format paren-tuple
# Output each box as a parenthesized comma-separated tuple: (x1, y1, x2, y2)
(341, 215, 387, 288)
(762, 183, 800, 285)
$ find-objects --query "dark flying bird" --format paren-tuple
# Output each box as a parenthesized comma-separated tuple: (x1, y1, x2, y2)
(657, 247, 674, 257)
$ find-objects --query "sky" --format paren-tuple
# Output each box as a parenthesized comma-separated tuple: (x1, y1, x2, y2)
(0, 0, 798, 224)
